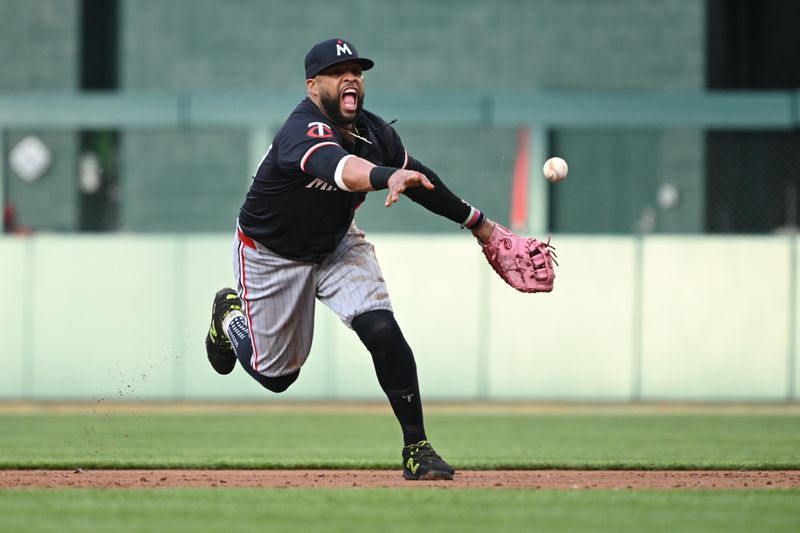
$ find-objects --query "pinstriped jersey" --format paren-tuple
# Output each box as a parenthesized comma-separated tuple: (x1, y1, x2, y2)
(238, 97, 407, 262)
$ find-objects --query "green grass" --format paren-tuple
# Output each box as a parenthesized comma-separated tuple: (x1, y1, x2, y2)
(1, 488, 799, 533)
(1, 411, 799, 469)
(2, 408, 798, 533)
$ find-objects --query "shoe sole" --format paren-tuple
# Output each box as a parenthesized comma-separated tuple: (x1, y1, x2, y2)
(403, 470, 454, 481)
(206, 336, 237, 375)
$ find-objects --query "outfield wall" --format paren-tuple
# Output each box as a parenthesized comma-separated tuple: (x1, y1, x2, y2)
(0, 234, 797, 402)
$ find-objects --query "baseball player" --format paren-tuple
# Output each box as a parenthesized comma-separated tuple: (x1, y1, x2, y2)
(205, 38, 555, 481)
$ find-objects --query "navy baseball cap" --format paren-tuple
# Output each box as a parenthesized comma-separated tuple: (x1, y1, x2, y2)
(305, 38, 374, 79)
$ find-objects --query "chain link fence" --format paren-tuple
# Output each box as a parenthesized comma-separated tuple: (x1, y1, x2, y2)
(706, 131, 800, 234)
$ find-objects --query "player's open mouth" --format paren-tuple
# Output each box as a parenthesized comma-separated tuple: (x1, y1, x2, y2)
(341, 87, 358, 112)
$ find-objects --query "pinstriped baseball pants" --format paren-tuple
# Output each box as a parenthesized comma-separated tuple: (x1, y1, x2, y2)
(232, 221, 393, 378)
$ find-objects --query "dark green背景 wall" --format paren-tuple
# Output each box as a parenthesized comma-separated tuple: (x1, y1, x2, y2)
(118, 0, 705, 233)
(0, 0, 80, 232)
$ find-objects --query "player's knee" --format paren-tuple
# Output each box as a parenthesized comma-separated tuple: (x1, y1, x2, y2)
(255, 369, 300, 393)
(352, 310, 398, 354)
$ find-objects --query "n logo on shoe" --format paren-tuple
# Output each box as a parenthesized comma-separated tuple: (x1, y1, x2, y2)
(406, 458, 420, 474)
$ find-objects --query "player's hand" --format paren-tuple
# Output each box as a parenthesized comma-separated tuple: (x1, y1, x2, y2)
(384, 170, 435, 207)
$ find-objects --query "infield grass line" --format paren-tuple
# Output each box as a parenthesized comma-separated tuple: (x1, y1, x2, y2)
(1, 412, 798, 470)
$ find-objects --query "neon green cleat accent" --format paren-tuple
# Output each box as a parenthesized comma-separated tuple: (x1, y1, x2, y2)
(205, 288, 242, 375)
(402, 440, 454, 480)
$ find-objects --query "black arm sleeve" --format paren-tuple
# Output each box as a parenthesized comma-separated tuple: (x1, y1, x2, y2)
(403, 157, 475, 226)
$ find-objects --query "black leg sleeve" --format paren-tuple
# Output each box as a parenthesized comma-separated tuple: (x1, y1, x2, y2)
(352, 310, 427, 445)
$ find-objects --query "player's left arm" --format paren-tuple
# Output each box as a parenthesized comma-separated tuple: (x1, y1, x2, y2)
(375, 124, 492, 233)
(401, 156, 495, 234)
(338, 157, 435, 207)
(343, 154, 494, 236)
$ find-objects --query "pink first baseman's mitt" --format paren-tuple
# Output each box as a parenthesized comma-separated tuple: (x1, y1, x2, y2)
(479, 224, 557, 293)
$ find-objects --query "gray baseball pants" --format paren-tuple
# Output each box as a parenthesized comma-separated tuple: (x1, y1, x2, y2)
(232, 221, 393, 378)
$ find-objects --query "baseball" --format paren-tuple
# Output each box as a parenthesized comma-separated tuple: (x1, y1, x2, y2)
(543, 157, 568, 183)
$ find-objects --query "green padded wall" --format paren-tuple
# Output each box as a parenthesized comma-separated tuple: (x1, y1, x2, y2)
(2, 234, 796, 401)
(0, 239, 26, 398)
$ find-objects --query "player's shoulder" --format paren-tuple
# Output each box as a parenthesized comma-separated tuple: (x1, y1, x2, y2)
(359, 108, 401, 146)
(359, 108, 391, 130)
(279, 98, 339, 143)
(287, 97, 329, 122)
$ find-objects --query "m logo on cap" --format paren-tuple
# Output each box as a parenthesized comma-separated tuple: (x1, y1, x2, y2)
(336, 40, 352, 57)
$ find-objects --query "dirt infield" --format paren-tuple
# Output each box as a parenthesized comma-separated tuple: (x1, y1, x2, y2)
(3, 470, 799, 489)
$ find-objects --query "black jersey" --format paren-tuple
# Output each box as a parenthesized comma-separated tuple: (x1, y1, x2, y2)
(238, 97, 407, 262)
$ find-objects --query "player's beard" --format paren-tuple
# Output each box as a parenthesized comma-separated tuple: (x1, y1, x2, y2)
(320, 91, 364, 126)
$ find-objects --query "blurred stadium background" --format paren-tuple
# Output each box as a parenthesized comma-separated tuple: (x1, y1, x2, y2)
(1, 0, 798, 402)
